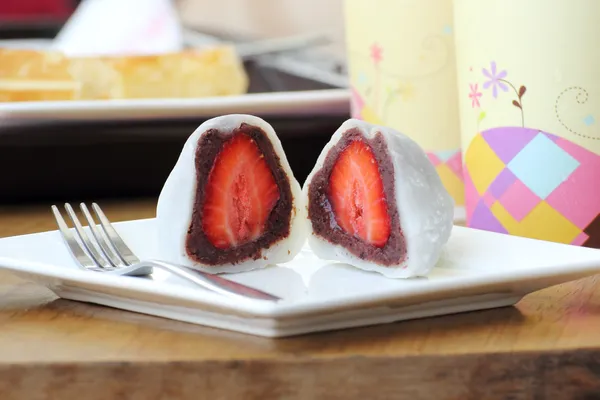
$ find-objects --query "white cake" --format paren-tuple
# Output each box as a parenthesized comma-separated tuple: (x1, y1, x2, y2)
(156, 114, 306, 274)
(302, 119, 454, 278)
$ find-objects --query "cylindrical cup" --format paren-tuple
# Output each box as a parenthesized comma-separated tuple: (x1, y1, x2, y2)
(454, 0, 600, 247)
(343, 0, 464, 220)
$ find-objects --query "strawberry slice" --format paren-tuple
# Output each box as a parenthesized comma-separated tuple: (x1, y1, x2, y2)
(328, 140, 391, 247)
(202, 133, 280, 249)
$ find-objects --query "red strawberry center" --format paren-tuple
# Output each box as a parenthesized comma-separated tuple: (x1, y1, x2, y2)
(328, 140, 391, 248)
(202, 133, 280, 249)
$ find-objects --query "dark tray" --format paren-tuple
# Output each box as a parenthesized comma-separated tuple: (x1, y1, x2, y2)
(0, 65, 349, 204)
(0, 113, 348, 204)
(0, 27, 349, 204)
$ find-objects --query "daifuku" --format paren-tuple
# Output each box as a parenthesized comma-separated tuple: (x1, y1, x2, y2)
(302, 119, 454, 278)
(156, 114, 306, 274)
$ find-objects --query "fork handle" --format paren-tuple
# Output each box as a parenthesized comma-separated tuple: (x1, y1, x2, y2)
(141, 260, 281, 302)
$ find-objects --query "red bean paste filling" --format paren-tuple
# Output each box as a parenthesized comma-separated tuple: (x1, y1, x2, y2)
(307, 128, 407, 265)
(185, 123, 293, 265)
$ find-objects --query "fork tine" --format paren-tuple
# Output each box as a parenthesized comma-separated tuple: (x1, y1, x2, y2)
(52, 205, 97, 268)
(64, 203, 111, 269)
(80, 203, 122, 268)
(92, 203, 140, 265)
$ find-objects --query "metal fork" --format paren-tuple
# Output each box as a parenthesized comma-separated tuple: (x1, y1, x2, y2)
(51, 202, 281, 302)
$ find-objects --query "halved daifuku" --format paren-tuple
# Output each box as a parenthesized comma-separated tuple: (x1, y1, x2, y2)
(156, 114, 306, 273)
(302, 119, 454, 278)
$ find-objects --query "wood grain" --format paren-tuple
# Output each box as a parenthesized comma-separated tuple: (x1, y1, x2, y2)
(3, 351, 600, 400)
(1, 199, 600, 399)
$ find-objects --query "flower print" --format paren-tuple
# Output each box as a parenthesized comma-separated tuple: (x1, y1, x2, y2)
(482, 61, 508, 98)
(469, 83, 482, 108)
(370, 43, 383, 66)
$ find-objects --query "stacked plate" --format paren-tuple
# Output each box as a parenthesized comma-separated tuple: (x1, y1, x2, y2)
(1, 218, 600, 337)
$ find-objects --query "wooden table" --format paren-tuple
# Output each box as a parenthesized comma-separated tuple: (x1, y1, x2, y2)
(1, 200, 600, 399)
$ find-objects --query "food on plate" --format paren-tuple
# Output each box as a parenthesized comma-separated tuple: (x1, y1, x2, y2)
(69, 46, 248, 100)
(156, 114, 306, 273)
(0, 49, 81, 102)
(0, 46, 248, 102)
(303, 119, 454, 278)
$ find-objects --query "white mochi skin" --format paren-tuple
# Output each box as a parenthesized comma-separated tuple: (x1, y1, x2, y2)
(156, 114, 307, 274)
(302, 118, 454, 278)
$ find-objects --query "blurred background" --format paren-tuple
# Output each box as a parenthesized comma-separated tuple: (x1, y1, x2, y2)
(3, 0, 598, 248)
(0, 0, 345, 49)
(178, 0, 345, 58)
(0, 0, 350, 204)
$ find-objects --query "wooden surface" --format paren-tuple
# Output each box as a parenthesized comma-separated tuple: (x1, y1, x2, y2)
(1, 199, 600, 399)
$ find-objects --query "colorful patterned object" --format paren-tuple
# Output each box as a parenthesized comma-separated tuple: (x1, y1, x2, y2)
(350, 87, 384, 125)
(464, 127, 600, 248)
(428, 149, 464, 207)
(351, 87, 465, 208)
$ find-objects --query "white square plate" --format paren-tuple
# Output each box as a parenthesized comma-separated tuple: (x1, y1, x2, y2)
(0, 218, 599, 337)
(0, 89, 350, 122)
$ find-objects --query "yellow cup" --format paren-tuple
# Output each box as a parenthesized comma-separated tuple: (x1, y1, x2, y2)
(344, 0, 464, 220)
(454, 0, 600, 248)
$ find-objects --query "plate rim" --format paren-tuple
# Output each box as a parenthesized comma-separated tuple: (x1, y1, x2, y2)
(0, 89, 350, 121)
(1, 218, 600, 320)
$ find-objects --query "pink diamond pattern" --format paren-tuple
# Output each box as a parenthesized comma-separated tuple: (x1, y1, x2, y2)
(427, 152, 441, 166)
(546, 166, 600, 229)
(463, 169, 479, 222)
(499, 180, 541, 222)
(489, 168, 517, 198)
(555, 137, 596, 161)
(547, 134, 561, 142)
(572, 232, 589, 246)
(483, 191, 495, 208)
(546, 138, 600, 229)
(446, 151, 463, 178)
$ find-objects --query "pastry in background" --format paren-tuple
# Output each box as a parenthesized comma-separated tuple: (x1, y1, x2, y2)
(0, 49, 81, 102)
(0, 46, 248, 102)
(69, 46, 248, 100)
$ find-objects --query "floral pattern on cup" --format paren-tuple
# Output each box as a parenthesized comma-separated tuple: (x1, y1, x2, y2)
(470, 62, 527, 127)
(463, 61, 600, 248)
(347, 28, 464, 208)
